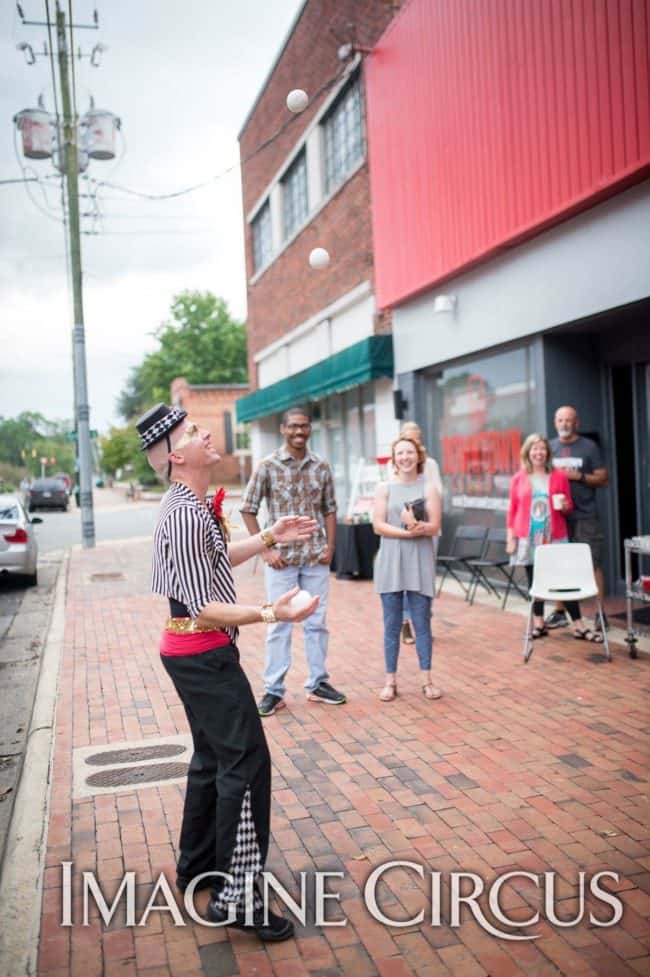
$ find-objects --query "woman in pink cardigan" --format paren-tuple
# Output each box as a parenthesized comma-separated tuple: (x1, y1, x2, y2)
(507, 434, 603, 643)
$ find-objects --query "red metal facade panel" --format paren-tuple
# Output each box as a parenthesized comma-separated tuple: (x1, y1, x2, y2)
(366, 0, 650, 309)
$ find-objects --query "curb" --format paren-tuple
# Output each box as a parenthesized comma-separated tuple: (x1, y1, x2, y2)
(0, 553, 68, 977)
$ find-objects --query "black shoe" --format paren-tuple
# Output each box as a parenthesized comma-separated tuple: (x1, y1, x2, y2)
(258, 692, 286, 717)
(176, 874, 214, 894)
(306, 681, 346, 705)
(544, 610, 569, 629)
(206, 899, 294, 942)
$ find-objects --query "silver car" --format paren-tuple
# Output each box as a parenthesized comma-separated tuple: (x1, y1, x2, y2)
(0, 493, 41, 586)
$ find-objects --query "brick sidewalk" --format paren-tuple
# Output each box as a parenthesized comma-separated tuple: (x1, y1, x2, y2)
(38, 538, 650, 977)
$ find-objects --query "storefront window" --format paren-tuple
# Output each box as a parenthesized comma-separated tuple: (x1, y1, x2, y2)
(425, 345, 536, 521)
(344, 388, 362, 465)
(309, 402, 324, 457)
(361, 383, 376, 460)
(271, 384, 377, 513)
(325, 394, 346, 507)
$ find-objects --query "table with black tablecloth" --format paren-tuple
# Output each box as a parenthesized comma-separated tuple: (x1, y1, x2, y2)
(330, 522, 379, 579)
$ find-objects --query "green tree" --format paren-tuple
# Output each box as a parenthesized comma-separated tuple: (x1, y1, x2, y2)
(99, 426, 160, 486)
(0, 412, 75, 476)
(99, 426, 140, 476)
(117, 291, 247, 421)
(35, 438, 76, 478)
(0, 412, 46, 466)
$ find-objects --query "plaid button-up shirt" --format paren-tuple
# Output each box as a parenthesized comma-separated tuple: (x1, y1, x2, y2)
(240, 448, 337, 566)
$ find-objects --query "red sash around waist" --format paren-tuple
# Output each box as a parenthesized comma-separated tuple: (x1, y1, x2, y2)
(160, 629, 231, 657)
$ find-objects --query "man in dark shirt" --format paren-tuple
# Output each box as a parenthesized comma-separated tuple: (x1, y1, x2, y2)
(546, 405, 609, 630)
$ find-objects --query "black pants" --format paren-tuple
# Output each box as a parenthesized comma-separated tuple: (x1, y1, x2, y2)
(161, 644, 271, 906)
(524, 565, 581, 620)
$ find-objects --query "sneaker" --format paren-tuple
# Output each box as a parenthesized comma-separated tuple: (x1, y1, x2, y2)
(307, 681, 346, 705)
(258, 692, 286, 717)
(206, 899, 294, 942)
(544, 610, 569, 629)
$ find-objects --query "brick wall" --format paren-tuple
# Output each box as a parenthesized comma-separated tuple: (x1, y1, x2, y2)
(240, 0, 399, 389)
(170, 378, 250, 483)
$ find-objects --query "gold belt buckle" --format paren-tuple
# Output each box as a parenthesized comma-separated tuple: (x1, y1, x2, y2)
(165, 617, 211, 634)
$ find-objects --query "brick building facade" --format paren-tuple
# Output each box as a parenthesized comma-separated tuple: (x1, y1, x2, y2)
(236, 0, 402, 511)
(171, 378, 250, 484)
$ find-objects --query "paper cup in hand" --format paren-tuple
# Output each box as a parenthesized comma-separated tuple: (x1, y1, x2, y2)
(552, 493, 566, 510)
(290, 589, 313, 611)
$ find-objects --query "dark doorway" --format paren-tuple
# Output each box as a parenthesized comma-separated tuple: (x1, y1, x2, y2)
(611, 365, 643, 581)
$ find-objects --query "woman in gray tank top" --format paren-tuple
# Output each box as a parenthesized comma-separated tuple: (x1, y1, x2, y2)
(372, 437, 442, 702)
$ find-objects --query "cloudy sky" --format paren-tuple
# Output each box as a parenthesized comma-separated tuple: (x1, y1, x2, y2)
(1, 0, 303, 433)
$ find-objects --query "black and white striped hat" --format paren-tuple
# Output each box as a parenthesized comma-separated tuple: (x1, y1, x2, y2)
(135, 403, 187, 451)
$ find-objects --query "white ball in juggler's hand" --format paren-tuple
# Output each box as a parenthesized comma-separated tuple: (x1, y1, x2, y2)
(289, 589, 313, 612)
(286, 89, 309, 113)
(309, 247, 330, 270)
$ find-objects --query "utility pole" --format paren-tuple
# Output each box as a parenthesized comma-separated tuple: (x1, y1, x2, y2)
(56, 7, 95, 547)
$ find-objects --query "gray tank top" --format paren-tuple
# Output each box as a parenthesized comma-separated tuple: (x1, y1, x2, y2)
(373, 479, 436, 597)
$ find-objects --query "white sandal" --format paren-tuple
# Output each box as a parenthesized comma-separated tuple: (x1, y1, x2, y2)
(422, 683, 442, 700)
(379, 682, 397, 701)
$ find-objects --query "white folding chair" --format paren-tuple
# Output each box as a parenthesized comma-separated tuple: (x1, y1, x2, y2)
(523, 543, 611, 663)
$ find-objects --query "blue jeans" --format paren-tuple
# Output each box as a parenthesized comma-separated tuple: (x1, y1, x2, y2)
(403, 539, 438, 621)
(263, 562, 330, 698)
(381, 591, 433, 672)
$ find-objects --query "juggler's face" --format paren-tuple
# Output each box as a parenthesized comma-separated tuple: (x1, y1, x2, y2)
(171, 420, 221, 469)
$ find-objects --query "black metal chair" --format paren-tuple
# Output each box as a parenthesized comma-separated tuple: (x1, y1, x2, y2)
(436, 525, 488, 597)
(465, 527, 530, 609)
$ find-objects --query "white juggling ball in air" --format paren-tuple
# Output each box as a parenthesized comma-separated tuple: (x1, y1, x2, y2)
(286, 89, 309, 113)
(309, 247, 330, 270)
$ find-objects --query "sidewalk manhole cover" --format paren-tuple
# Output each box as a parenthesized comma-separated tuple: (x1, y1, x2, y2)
(90, 572, 125, 582)
(85, 744, 185, 767)
(86, 761, 188, 788)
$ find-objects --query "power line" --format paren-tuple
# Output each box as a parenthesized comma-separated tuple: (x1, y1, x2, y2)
(82, 228, 219, 236)
(0, 176, 41, 185)
(95, 64, 348, 202)
(12, 129, 63, 223)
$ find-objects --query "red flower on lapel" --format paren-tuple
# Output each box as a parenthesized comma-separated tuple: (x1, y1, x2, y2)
(212, 486, 226, 520)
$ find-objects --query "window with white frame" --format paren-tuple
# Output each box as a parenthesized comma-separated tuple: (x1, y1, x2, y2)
(322, 74, 365, 194)
(281, 149, 308, 240)
(251, 200, 272, 272)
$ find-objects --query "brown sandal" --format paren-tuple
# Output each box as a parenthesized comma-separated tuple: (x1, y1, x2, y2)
(422, 683, 442, 700)
(379, 682, 397, 701)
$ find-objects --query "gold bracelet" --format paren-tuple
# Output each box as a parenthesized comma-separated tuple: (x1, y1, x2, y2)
(260, 603, 276, 624)
(260, 529, 276, 548)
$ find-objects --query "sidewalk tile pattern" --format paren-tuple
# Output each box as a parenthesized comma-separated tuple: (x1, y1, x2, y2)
(38, 540, 650, 977)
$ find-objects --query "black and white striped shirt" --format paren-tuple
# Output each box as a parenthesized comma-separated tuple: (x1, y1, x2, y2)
(151, 482, 238, 642)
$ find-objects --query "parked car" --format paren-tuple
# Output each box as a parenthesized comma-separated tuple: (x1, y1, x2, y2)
(0, 493, 41, 586)
(28, 477, 69, 512)
(54, 471, 72, 493)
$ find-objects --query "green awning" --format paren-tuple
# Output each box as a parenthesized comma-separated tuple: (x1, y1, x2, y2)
(236, 335, 394, 423)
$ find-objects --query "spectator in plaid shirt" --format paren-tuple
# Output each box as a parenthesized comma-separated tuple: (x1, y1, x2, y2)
(241, 406, 347, 716)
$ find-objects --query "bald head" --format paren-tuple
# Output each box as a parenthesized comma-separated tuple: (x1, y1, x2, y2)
(554, 406, 579, 441)
(400, 421, 422, 441)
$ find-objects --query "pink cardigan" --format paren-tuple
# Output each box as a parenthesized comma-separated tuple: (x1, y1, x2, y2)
(507, 468, 573, 540)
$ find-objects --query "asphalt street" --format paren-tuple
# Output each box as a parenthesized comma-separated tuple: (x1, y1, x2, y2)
(0, 488, 161, 870)
(31, 496, 161, 554)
